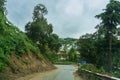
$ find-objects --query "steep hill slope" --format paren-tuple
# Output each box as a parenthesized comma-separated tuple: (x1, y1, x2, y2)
(0, 12, 55, 80)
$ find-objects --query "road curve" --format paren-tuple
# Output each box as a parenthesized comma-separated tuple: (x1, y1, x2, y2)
(43, 65, 76, 80)
(17, 65, 78, 80)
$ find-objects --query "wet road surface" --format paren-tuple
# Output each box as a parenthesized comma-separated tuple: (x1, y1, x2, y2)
(42, 65, 76, 80)
(17, 65, 77, 80)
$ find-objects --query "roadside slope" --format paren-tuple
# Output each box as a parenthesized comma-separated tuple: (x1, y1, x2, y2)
(16, 65, 62, 80)
(0, 13, 55, 80)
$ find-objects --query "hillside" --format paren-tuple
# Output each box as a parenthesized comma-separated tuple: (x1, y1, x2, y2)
(0, 12, 55, 80)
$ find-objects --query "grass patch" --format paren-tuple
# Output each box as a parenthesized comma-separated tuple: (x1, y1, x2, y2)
(54, 61, 74, 65)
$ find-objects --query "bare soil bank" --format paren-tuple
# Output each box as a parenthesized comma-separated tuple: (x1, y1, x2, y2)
(16, 66, 62, 80)
(0, 53, 55, 80)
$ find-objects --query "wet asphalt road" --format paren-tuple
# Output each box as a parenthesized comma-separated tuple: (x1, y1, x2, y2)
(42, 65, 76, 80)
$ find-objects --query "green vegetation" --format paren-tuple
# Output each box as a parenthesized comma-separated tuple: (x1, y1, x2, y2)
(58, 38, 79, 63)
(0, 1, 45, 73)
(25, 4, 61, 61)
(79, 64, 105, 80)
(1, 0, 120, 79)
(77, 0, 120, 78)
(96, 0, 120, 71)
(54, 60, 74, 65)
(0, 0, 7, 15)
(60, 38, 78, 45)
(68, 48, 78, 62)
(80, 64, 105, 74)
(0, 12, 42, 72)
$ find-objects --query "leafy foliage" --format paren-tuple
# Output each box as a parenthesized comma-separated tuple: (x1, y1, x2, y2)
(0, 0, 7, 15)
(77, 33, 97, 64)
(79, 64, 105, 80)
(48, 34, 61, 52)
(95, 0, 120, 71)
(33, 4, 48, 21)
(25, 4, 61, 54)
(0, 2, 43, 72)
(77, 0, 120, 73)
(60, 38, 78, 45)
(68, 48, 78, 62)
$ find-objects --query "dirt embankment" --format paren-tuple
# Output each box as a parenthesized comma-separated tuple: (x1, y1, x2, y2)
(0, 53, 55, 80)
(16, 66, 62, 80)
(74, 71, 84, 80)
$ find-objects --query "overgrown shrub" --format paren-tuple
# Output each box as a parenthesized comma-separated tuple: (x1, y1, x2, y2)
(79, 64, 106, 80)
(0, 14, 43, 72)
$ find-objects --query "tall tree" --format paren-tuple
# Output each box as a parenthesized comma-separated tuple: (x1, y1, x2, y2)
(25, 4, 49, 43)
(96, 0, 120, 71)
(0, 0, 7, 15)
(48, 34, 61, 52)
(0, 0, 7, 32)
(25, 4, 61, 53)
(68, 48, 78, 62)
(33, 4, 48, 21)
(77, 33, 97, 64)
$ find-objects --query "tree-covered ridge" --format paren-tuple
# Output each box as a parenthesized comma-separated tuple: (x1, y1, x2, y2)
(60, 38, 78, 45)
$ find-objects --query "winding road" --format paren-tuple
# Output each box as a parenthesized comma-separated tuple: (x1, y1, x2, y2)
(17, 65, 81, 80)
(42, 65, 76, 80)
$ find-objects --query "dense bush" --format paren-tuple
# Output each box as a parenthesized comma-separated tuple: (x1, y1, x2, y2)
(80, 64, 105, 73)
(79, 64, 106, 80)
(0, 14, 42, 71)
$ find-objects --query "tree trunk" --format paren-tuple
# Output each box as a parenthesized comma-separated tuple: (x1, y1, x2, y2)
(108, 35, 112, 71)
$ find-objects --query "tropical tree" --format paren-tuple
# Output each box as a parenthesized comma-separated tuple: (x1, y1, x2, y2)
(0, 0, 7, 15)
(32, 4, 48, 21)
(0, 0, 7, 32)
(77, 33, 97, 64)
(68, 48, 78, 62)
(95, 0, 120, 71)
(48, 34, 61, 52)
(25, 4, 61, 54)
(25, 4, 50, 46)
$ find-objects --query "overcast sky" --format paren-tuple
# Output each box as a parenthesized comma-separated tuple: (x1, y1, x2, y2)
(6, 0, 113, 38)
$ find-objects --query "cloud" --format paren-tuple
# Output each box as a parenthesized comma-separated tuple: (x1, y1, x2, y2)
(55, 0, 84, 18)
(6, 0, 113, 38)
(64, 0, 84, 17)
(84, 0, 109, 9)
(50, 0, 101, 38)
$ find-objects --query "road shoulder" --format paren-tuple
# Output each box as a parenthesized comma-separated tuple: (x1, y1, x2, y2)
(73, 71, 83, 80)
(16, 66, 62, 80)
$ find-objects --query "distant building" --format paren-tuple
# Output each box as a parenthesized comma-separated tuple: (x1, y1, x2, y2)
(57, 41, 79, 61)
